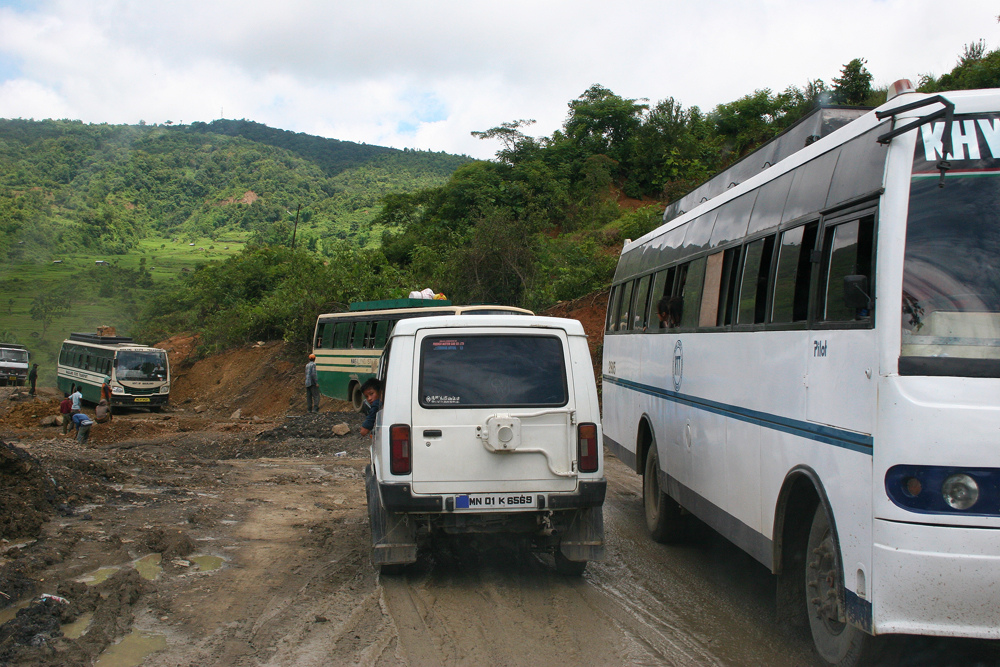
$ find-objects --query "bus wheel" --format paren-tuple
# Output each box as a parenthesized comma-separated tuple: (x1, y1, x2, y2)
(643, 448, 685, 543)
(806, 505, 881, 667)
(351, 383, 364, 412)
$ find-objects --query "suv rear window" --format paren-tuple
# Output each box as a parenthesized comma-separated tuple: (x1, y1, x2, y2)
(419, 335, 568, 408)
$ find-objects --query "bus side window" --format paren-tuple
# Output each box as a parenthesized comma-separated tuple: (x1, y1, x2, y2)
(819, 215, 875, 322)
(737, 235, 776, 325)
(679, 257, 706, 328)
(606, 286, 620, 332)
(713, 246, 743, 326)
(631, 275, 652, 330)
(333, 323, 350, 348)
(617, 280, 635, 332)
(771, 222, 819, 323)
(700, 252, 724, 327)
(315, 323, 325, 349)
(364, 321, 379, 348)
(85, 354, 91, 370)
(351, 322, 368, 349)
(374, 321, 389, 348)
(323, 323, 334, 348)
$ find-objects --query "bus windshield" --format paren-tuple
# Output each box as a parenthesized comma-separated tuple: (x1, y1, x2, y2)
(115, 350, 168, 381)
(902, 114, 1000, 375)
(0, 348, 28, 363)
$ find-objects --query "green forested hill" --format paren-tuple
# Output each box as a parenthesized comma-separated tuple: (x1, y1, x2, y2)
(0, 117, 470, 262)
(0, 118, 469, 378)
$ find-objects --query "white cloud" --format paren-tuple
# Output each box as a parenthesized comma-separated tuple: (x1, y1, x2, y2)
(0, 0, 996, 159)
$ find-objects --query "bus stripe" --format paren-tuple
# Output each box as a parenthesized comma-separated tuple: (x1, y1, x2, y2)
(603, 375, 874, 454)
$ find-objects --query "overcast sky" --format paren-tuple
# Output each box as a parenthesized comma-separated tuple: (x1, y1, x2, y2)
(0, 0, 996, 160)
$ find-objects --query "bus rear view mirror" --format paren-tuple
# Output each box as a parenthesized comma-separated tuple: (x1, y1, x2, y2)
(843, 274, 871, 309)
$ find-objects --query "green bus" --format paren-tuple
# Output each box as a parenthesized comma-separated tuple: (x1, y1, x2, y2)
(313, 299, 533, 410)
(57, 333, 170, 410)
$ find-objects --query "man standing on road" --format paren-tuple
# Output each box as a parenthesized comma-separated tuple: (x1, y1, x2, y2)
(69, 386, 83, 414)
(27, 363, 38, 395)
(71, 411, 94, 444)
(100, 376, 113, 421)
(359, 378, 381, 437)
(59, 393, 72, 435)
(305, 353, 320, 413)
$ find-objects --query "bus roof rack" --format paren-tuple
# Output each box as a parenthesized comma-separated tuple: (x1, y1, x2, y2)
(349, 298, 452, 311)
(0, 343, 27, 349)
(69, 332, 135, 345)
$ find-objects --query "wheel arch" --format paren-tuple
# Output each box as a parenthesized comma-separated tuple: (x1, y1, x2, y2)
(635, 414, 656, 476)
(772, 465, 847, 630)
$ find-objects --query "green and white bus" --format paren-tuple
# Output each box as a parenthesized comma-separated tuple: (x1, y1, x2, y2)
(57, 332, 170, 410)
(313, 299, 533, 410)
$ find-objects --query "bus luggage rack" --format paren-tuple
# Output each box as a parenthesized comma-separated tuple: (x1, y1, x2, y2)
(70, 332, 135, 345)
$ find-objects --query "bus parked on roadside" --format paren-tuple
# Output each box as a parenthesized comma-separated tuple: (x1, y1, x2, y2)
(602, 84, 1000, 666)
(312, 299, 532, 410)
(57, 332, 170, 411)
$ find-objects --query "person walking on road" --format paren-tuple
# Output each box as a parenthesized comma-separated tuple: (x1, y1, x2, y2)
(100, 376, 113, 421)
(69, 387, 83, 414)
(59, 393, 73, 435)
(305, 353, 320, 413)
(71, 411, 94, 444)
(27, 363, 38, 395)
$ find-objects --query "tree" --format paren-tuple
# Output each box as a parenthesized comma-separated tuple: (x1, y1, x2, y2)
(832, 58, 873, 105)
(29, 293, 71, 340)
(564, 85, 648, 164)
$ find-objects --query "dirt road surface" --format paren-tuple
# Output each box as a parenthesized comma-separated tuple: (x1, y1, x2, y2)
(3, 381, 1000, 666)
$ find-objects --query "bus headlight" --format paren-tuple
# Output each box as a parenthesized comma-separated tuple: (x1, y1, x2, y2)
(942, 474, 979, 510)
(160, 385, 169, 393)
(112, 386, 124, 394)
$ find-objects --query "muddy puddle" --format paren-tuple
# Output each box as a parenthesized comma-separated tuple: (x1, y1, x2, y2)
(94, 629, 167, 667)
(62, 610, 94, 639)
(0, 598, 30, 625)
(134, 553, 162, 580)
(78, 566, 121, 585)
(189, 555, 224, 572)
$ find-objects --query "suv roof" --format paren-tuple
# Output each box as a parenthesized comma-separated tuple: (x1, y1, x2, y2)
(389, 314, 587, 337)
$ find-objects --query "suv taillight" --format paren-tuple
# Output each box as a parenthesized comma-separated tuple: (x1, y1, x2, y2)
(578, 423, 598, 473)
(390, 424, 411, 475)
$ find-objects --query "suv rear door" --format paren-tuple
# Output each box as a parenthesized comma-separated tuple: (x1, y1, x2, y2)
(409, 326, 579, 495)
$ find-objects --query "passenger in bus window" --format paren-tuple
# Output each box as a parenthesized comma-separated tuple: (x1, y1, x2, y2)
(305, 354, 320, 413)
(657, 296, 683, 329)
(359, 378, 382, 437)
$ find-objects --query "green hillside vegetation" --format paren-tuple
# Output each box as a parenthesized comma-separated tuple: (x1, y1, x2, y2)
(4, 45, 998, 378)
(0, 119, 469, 380)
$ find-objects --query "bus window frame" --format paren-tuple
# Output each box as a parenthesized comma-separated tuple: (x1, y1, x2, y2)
(811, 205, 878, 331)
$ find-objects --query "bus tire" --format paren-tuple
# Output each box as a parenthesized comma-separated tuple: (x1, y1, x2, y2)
(806, 505, 884, 667)
(643, 447, 685, 544)
(351, 383, 364, 412)
(377, 562, 406, 576)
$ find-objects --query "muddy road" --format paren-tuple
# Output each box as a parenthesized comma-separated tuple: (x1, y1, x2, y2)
(2, 394, 998, 666)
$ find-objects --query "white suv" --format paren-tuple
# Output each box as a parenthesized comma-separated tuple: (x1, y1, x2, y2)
(365, 314, 606, 575)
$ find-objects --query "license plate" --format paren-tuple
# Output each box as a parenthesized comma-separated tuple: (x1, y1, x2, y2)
(455, 493, 537, 510)
(133, 398, 150, 403)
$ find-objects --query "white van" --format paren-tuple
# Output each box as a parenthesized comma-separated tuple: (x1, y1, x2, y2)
(365, 314, 606, 575)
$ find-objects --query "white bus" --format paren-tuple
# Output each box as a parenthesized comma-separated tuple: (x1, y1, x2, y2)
(58, 332, 170, 410)
(602, 83, 1000, 666)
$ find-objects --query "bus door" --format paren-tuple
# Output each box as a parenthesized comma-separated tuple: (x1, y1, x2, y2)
(806, 213, 878, 436)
